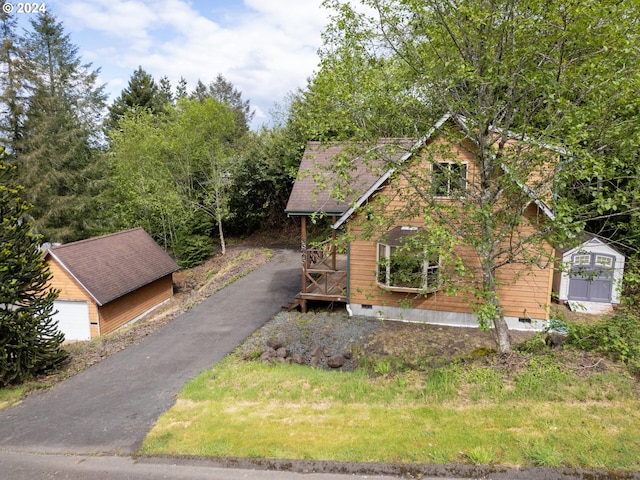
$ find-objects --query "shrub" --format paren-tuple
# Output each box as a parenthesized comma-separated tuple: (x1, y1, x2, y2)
(174, 234, 212, 268)
(565, 312, 640, 374)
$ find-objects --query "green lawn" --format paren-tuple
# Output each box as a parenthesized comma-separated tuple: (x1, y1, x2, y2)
(141, 354, 640, 471)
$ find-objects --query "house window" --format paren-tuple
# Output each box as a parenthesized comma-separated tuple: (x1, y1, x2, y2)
(432, 162, 467, 197)
(376, 227, 440, 293)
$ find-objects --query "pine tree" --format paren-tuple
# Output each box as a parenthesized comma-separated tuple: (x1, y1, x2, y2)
(190, 74, 254, 134)
(17, 12, 106, 242)
(107, 66, 166, 129)
(0, 152, 67, 386)
(157, 75, 173, 107)
(0, 5, 30, 156)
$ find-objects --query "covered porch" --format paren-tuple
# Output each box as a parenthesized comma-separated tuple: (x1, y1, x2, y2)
(285, 141, 389, 311)
(292, 216, 348, 312)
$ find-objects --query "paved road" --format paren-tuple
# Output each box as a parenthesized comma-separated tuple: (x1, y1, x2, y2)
(0, 249, 301, 455)
(0, 452, 410, 480)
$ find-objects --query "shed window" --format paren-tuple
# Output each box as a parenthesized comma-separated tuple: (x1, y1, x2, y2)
(376, 227, 440, 293)
(432, 162, 468, 197)
(595, 255, 613, 268)
(573, 254, 591, 266)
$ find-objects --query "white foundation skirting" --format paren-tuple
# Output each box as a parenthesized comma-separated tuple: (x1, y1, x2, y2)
(349, 303, 547, 332)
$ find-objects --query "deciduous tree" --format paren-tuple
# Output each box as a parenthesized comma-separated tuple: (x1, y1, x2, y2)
(316, 0, 640, 354)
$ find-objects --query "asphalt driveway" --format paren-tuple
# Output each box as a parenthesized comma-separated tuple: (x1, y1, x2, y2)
(0, 249, 301, 455)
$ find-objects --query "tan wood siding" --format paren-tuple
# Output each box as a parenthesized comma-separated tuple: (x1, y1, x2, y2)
(346, 142, 554, 321)
(98, 275, 173, 336)
(349, 237, 553, 320)
(47, 258, 100, 335)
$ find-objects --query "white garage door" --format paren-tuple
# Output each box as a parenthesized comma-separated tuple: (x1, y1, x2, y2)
(53, 300, 91, 341)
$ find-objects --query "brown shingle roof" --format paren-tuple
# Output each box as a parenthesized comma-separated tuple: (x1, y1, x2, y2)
(285, 140, 415, 216)
(47, 228, 179, 306)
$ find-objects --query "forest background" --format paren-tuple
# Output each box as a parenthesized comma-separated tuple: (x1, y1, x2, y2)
(0, 7, 312, 268)
(2, 3, 639, 270)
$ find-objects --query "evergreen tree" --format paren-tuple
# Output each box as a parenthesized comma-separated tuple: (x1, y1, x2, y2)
(17, 12, 107, 242)
(107, 66, 166, 129)
(176, 77, 188, 100)
(190, 74, 254, 133)
(0, 5, 29, 156)
(157, 75, 173, 107)
(0, 152, 67, 386)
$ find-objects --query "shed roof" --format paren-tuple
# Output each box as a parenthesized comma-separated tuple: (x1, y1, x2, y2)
(285, 139, 415, 216)
(46, 228, 179, 306)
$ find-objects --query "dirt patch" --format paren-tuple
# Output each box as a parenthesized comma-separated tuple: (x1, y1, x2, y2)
(241, 310, 536, 370)
(361, 320, 535, 363)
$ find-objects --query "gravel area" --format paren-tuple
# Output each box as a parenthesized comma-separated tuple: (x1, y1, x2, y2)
(239, 311, 381, 370)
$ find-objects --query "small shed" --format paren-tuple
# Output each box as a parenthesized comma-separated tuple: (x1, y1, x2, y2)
(554, 235, 625, 312)
(45, 228, 179, 341)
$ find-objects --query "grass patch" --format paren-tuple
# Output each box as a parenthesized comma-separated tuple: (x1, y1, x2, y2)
(142, 354, 640, 470)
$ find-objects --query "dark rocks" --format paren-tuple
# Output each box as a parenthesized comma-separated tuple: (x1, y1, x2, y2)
(260, 347, 277, 362)
(545, 332, 567, 349)
(327, 355, 345, 368)
(266, 339, 284, 350)
(258, 340, 353, 370)
(290, 354, 305, 365)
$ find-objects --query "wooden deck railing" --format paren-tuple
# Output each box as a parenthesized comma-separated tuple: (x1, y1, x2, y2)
(303, 269, 347, 299)
(305, 239, 337, 270)
(300, 240, 347, 301)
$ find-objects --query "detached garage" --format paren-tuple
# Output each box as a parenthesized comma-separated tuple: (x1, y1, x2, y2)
(45, 228, 179, 341)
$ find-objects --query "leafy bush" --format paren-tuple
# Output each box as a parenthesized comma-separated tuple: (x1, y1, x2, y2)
(565, 312, 640, 374)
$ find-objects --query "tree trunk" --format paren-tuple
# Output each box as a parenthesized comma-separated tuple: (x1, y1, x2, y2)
(215, 185, 226, 255)
(493, 314, 513, 355)
(483, 263, 513, 355)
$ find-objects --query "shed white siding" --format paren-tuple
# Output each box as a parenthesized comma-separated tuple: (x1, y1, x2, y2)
(555, 237, 625, 306)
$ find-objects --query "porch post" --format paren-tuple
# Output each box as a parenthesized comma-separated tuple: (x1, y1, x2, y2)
(331, 215, 337, 271)
(300, 215, 308, 313)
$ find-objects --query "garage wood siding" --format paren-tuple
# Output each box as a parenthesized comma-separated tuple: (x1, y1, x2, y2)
(47, 258, 100, 336)
(98, 275, 173, 336)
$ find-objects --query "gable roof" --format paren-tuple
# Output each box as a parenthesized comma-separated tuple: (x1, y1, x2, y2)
(285, 139, 415, 216)
(46, 228, 179, 306)
(332, 114, 560, 229)
(332, 115, 452, 229)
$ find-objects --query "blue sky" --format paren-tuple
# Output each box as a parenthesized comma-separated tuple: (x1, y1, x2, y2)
(15, 0, 330, 128)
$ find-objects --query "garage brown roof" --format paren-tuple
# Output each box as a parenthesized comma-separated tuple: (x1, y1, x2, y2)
(46, 228, 179, 306)
(285, 140, 415, 216)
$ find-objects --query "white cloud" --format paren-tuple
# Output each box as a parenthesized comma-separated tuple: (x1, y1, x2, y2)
(46, 0, 329, 127)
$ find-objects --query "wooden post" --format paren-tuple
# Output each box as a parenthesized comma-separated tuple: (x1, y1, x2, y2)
(331, 215, 337, 271)
(300, 216, 308, 313)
